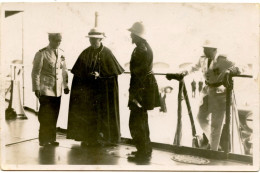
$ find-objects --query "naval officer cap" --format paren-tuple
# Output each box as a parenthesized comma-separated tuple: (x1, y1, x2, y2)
(202, 39, 218, 49)
(48, 32, 62, 39)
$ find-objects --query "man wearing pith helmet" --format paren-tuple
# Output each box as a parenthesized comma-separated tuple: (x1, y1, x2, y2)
(127, 21, 160, 162)
(167, 40, 240, 151)
(67, 21, 124, 147)
(31, 32, 70, 147)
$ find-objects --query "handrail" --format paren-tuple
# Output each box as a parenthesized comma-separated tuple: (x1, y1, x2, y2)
(123, 71, 167, 75)
(232, 74, 253, 78)
(223, 74, 252, 156)
(68, 68, 253, 154)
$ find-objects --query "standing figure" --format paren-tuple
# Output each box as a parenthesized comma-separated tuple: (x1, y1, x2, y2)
(159, 86, 173, 113)
(67, 25, 124, 147)
(127, 22, 160, 161)
(174, 40, 240, 151)
(198, 80, 204, 95)
(191, 79, 196, 98)
(31, 33, 70, 147)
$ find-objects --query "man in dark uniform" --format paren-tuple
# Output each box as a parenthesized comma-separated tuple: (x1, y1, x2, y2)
(31, 33, 70, 147)
(127, 22, 160, 162)
(191, 79, 196, 98)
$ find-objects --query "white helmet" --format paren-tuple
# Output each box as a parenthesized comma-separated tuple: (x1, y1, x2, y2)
(128, 21, 146, 39)
(86, 27, 105, 39)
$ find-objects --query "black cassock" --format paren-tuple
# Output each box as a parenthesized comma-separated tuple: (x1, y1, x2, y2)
(67, 44, 124, 145)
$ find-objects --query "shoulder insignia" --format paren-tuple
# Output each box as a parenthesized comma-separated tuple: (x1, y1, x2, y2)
(137, 44, 147, 52)
(39, 47, 47, 52)
(61, 55, 65, 61)
(217, 55, 227, 61)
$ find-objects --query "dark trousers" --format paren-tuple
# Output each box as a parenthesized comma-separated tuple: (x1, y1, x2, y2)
(38, 96, 61, 144)
(192, 90, 196, 98)
(129, 106, 152, 155)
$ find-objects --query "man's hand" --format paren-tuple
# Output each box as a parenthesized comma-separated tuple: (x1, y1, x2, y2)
(132, 99, 142, 108)
(166, 71, 188, 81)
(223, 70, 232, 88)
(94, 71, 100, 79)
(64, 88, 70, 94)
(35, 90, 41, 98)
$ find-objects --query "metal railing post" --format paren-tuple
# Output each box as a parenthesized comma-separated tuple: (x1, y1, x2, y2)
(173, 80, 184, 146)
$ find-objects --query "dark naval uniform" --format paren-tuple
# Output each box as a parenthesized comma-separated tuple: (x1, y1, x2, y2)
(128, 40, 160, 156)
(31, 46, 68, 145)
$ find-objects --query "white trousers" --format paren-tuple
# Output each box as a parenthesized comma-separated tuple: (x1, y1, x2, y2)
(197, 92, 226, 151)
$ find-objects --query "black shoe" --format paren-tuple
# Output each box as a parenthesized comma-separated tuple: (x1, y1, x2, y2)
(49, 141, 59, 146)
(127, 153, 151, 162)
(199, 133, 209, 148)
(131, 151, 152, 156)
(39, 142, 49, 147)
(80, 141, 88, 148)
(202, 133, 209, 145)
(130, 151, 138, 155)
(81, 141, 102, 148)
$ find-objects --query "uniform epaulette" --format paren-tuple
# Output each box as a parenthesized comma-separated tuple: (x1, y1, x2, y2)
(39, 47, 47, 52)
(217, 54, 227, 60)
(137, 44, 147, 52)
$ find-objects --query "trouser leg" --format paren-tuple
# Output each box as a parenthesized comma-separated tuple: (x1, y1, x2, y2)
(129, 106, 152, 155)
(197, 95, 211, 140)
(50, 97, 61, 142)
(209, 94, 226, 151)
(38, 96, 61, 144)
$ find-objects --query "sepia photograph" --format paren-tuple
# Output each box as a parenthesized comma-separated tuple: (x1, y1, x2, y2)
(0, 2, 259, 171)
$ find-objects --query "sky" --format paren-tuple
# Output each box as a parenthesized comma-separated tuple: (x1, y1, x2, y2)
(1, 3, 259, 72)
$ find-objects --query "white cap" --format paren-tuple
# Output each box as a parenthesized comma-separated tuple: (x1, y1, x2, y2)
(202, 39, 218, 49)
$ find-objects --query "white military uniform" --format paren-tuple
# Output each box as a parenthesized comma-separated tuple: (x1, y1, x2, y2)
(32, 45, 68, 97)
(188, 54, 238, 151)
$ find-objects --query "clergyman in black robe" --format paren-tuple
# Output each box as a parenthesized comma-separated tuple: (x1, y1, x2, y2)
(67, 37, 124, 146)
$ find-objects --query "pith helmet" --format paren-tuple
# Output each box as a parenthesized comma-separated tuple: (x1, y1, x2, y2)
(128, 21, 146, 39)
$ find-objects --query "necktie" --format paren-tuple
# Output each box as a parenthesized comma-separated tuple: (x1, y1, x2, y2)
(54, 49, 58, 58)
(207, 58, 212, 69)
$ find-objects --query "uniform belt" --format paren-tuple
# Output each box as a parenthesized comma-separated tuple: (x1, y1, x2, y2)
(205, 81, 223, 87)
(146, 70, 153, 76)
(131, 70, 153, 78)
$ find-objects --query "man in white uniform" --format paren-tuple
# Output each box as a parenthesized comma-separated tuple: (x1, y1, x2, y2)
(31, 33, 70, 147)
(174, 40, 240, 151)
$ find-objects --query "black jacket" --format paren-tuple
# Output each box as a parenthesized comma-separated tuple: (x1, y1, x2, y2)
(128, 40, 160, 110)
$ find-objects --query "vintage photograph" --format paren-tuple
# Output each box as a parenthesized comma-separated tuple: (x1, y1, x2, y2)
(0, 2, 259, 171)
